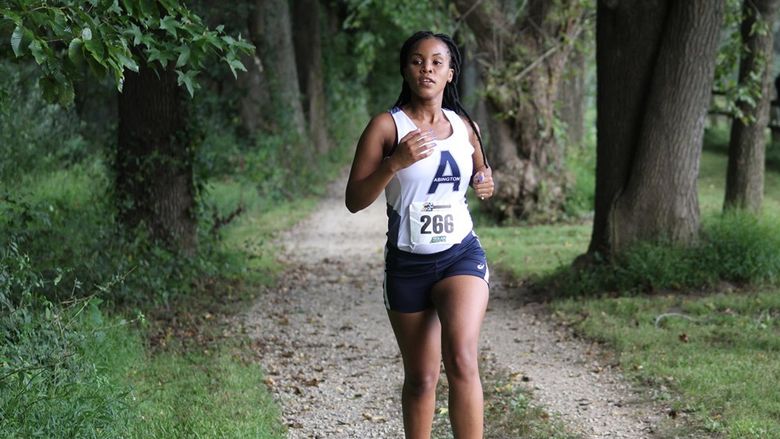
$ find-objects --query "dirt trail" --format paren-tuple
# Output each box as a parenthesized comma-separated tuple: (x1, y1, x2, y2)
(243, 177, 665, 438)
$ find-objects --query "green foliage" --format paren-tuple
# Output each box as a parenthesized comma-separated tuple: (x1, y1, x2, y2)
(712, 0, 770, 124)
(342, 0, 450, 113)
(542, 211, 780, 297)
(0, 61, 91, 180)
(0, 0, 253, 103)
(0, 246, 139, 437)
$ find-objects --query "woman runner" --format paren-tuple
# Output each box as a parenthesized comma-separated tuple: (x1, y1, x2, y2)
(345, 30, 495, 438)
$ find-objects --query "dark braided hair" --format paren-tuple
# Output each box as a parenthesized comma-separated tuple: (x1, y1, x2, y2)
(393, 31, 489, 169)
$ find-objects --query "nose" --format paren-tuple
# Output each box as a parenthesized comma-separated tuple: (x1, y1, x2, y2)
(420, 62, 433, 73)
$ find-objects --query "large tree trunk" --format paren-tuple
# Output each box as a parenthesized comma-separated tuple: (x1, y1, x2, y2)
(249, 0, 306, 135)
(724, 0, 780, 212)
(292, 0, 332, 154)
(116, 61, 197, 254)
(453, 0, 587, 222)
(589, 0, 724, 256)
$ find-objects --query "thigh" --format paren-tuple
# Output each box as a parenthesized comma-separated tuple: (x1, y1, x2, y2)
(387, 308, 442, 375)
(431, 275, 489, 353)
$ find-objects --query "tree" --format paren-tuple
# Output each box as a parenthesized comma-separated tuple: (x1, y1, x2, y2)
(292, 0, 332, 154)
(453, 0, 588, 222)
(724, 0, 780, 212)
(588, 0, 725, 256)
(2, 1, 253, 253)
(116, 58, 196, 253)
(248, 0, 306, 136)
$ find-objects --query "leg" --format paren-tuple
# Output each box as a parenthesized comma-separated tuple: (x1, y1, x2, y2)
(432, 275, 489, 439)
(387, 308, 442, 439)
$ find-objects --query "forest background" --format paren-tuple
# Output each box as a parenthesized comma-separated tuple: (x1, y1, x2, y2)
(2, 0, 780, 437)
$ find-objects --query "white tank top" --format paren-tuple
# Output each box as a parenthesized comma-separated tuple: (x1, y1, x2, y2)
(385, 107, 475, 254)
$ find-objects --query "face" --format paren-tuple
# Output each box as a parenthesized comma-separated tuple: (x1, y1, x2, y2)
(403, 37, 454, 99)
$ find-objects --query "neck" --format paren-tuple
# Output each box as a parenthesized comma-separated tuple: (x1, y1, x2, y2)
(404, 96, 444, 123)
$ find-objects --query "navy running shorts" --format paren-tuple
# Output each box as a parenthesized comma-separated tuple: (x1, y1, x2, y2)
(383, 232, 489, 313)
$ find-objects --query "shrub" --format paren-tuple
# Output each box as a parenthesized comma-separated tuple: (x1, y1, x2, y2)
(544, 211, 780, 297)
(0, 243, 139, 438)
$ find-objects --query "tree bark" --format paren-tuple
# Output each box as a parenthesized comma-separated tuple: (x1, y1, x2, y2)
(724, 0, 779, 212)
(557, 41, 588, 148)
(116, 61, 197, 254)
(453, 0, 587, 222)
(589, 0, 724, 255)
(292, 0, 332, 154)
(249, 0, 306, 135)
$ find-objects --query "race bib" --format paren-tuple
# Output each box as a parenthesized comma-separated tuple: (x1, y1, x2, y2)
(409, 199, 465, 246)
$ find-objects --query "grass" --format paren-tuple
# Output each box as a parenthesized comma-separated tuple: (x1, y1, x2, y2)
(1, 167, 315, 438)
(127, 349, 285, 438)
(477, 127, 780, 438)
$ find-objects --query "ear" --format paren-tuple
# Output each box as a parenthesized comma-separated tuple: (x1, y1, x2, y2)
(447, 68, 454, 83)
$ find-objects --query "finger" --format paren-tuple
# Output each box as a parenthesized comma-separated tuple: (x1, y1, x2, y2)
(399, 129, 422, 144)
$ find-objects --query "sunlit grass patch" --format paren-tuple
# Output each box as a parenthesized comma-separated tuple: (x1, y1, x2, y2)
(553, 290, 780, 438)
(128, 349, 285, 438)
(478, 223, 590, 279)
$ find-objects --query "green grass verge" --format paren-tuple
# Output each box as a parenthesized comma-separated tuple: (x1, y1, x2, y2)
(553, 291, 780, 438)
(127, 348, 284, 438)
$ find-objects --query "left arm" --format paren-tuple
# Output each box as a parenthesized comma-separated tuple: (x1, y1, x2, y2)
(462, 117, 495, 200)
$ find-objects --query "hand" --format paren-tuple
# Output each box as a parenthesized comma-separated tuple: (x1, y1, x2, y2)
(387, 129, 436, 172)
(472, 167, 494, 201)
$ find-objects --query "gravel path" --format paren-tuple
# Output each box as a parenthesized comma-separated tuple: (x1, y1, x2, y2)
(243, 177, 666, 438)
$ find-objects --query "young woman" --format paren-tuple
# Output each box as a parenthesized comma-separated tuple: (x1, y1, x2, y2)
(345, 31, 494, 438)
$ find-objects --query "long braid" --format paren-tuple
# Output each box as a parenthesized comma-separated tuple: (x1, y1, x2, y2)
(394, 31, 489, 170)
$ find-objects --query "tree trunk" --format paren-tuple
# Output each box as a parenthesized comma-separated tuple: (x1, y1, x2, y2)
(250, 0, 306, 135)
(116, 61, 197, 254)
(292, 0, 332, 154)
(589, 0, 724, 256)
(557, 41, 588, 148)
(724, 0, 779, 212)
(453, 0, 587, 222)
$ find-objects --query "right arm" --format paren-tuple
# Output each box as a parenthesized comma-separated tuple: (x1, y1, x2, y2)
(345, 113, 434, 213)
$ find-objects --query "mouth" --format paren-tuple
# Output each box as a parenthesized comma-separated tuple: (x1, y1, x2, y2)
(418, 77, 436, 86)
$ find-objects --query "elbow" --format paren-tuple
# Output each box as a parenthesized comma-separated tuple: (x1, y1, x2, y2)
(345, 196, 361, 214)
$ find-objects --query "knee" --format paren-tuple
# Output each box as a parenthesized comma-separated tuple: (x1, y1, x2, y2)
(404, 369, 440, 397)
(443, 348, 479, 382)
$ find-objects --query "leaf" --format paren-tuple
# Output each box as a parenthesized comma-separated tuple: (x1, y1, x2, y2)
(81, 27, 93, 41)
(117, 52, 139, 72)
(127, 24, 144, 45)
(175, 69, 200, 97)
(28, 39, 48, 65)
(226, 56, 246, 79)
(122, 0, 137, 15)
(147, 47, 175, 67)
(84, 36, 105, 60)
(159, 15, 178, 38)
(11, 25, 24, 57)
(175, 45, 190, 68)
(68, 38, 84, 66)
(139, 0, 159, 20)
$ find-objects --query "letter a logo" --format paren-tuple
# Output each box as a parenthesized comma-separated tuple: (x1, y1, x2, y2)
(428, 151, 461, 194)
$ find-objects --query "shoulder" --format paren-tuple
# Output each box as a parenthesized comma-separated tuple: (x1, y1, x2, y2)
(458, 114, 480, 138)
(359, 111, 397, 151)
(365, 112, 397, 139)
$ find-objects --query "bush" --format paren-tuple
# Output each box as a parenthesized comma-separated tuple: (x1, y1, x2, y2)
(0, 243, 139, 438)
(544, 211, 780, 296)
